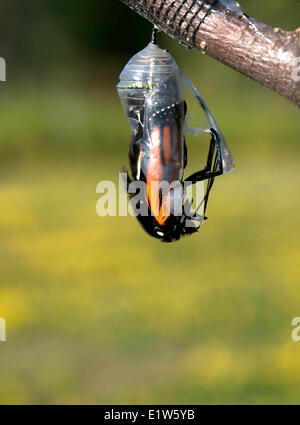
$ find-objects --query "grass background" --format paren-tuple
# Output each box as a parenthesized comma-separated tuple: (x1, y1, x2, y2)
(0, 0, 300, 404)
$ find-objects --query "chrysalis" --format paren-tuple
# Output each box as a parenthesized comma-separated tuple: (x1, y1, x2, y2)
(117, 30, 233, 242)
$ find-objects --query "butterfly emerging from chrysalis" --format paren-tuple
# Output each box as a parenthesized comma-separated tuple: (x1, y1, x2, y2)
(117, 28, 233, 242)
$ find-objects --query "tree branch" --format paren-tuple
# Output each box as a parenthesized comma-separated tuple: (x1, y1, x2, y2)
(120, 0, 300, 108)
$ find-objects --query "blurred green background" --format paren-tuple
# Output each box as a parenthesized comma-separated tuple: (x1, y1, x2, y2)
(0, 0, 300, 404)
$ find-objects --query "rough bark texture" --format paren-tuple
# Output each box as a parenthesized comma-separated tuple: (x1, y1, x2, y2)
(120, 0, 300, 108)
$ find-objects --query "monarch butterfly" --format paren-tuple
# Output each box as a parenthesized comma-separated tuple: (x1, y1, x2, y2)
(117, 29, 233, 242)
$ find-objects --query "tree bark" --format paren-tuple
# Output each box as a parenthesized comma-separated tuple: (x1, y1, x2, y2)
(120, 0, 300, 109)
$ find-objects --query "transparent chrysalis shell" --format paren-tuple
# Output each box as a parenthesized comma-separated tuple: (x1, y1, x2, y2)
(117, 42, 184, 132)
(117, 42, 186, 182)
